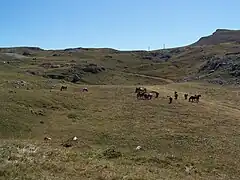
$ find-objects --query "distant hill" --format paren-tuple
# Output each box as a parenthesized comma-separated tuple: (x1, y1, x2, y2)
(1, 29, 240, 85)
(192, 29, 240, 46)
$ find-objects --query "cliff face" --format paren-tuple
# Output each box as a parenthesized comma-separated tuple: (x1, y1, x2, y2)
(192, 29, 240, 46)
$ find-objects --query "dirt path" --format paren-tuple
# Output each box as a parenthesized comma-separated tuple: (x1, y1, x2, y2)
(124, 72, 174, 84)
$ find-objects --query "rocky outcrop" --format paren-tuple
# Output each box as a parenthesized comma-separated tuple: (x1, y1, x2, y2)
(41, 63, 106, 83)
(136, 51, 172, 62)
(22, 51, 32, 56)
(81, 63, 106, 73)
(198, 55, 240, 73)
(195, 54, 240, 85)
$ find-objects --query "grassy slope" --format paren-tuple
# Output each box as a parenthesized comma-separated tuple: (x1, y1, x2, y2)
(16, 43, 240, 83)
(0, 42, 240, 179)
(0, 71, 239, 179)
(1, 41, 240, 85)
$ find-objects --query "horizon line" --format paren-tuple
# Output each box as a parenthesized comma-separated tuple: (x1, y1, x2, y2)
(0, 43, 191, 51)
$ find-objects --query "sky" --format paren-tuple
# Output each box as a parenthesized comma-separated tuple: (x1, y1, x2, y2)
(0, 0, 239, 50)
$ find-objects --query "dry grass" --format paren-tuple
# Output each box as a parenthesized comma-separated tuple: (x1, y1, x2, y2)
(0, 72, 239, 179)
(1, 44, 240, 179)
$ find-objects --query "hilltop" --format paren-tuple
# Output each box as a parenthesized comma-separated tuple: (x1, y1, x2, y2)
(192, 29, 240, 46)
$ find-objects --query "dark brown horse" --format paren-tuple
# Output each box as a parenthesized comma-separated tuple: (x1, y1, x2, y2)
(135, 87, 147, 93)
(137, 91, 145, 99)
(149, 91, 159, 98)
(167, 96, 173, 104)
(137, 91, 153, 100)
(189, 95, 196, 102)
(195, 95, 201, 102)
(189, 95, 201, 103)
(60, 86, 67, 91)
(184, 94, 188, 100)
(174, 91, 178, 100)
(82, 87, 88, 92)
(144, 92, 153, 100)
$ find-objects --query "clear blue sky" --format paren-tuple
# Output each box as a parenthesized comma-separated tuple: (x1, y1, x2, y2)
(0, 0, 239, 50)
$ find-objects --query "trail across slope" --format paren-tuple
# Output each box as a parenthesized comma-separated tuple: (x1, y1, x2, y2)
(124, 72, 174, 83)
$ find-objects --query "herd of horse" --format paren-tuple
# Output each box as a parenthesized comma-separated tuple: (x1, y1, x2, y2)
(59, 85, 201, 104)
(135, 87, 201, 104)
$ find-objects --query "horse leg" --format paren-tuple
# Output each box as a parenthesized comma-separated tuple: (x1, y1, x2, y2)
(137, 94, 141, 99)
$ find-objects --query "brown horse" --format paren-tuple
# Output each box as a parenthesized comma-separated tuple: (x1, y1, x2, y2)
(195, 95, 201, 103)
(174, 91, 178, 100)
(149, 90, 159, 98)
(137, 91, 145, 99)
(189, 95, 196, 102)
(82, 87, 88, 92)
(60, 86, 67, 91)
(137, 91, 153, 100)
(144, 92, 153, 100)
(189, 95, 201, 103)
(184, 94, 188, 100)
(167, 96, 173, 104)
(135, 87, 147, 93)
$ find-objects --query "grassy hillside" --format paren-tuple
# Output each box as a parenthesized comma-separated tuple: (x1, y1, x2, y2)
(1, 32, 240, 86)
(0, 71, 239, 179)
(1, 29, 240, 179)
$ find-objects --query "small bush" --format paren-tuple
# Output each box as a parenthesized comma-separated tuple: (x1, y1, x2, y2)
(102, 146, 122, 159)
(67, 113, 78, 119)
